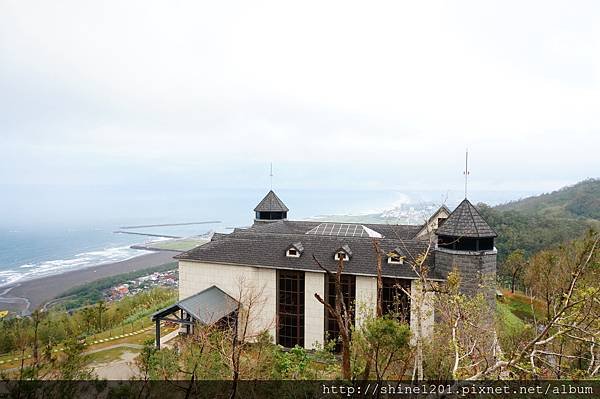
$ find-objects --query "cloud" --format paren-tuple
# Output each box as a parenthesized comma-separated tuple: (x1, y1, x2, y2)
(0, 0, 598, 196)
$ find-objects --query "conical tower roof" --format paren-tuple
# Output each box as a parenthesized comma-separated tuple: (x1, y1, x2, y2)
(254, 190, 289, 212)
(436, 199, 497, 238)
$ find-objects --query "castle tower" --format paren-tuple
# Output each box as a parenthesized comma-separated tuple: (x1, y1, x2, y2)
(434, 199, 497, 305)
(254, 190, 289, 223)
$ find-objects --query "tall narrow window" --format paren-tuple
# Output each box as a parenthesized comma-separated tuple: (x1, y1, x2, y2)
(277, 270, 305, 347)
(324, 274, 356, 352)
(381, 278, 411, 323)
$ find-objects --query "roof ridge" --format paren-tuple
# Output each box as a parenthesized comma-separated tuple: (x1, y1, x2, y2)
(435, 198, 496, 238)
(254, 190, 289, 212)
(466, 200, 480, 236)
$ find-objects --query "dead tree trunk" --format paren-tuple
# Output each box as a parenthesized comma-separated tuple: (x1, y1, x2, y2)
(313, 254, 352, 380)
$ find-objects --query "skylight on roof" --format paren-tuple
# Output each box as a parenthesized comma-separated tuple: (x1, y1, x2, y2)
(305, 223, 383, 238)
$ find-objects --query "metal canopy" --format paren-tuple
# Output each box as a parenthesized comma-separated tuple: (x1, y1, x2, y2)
(152, 285, 239, 325)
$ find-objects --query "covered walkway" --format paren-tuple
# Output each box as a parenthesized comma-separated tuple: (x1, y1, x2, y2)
(151, 285, 239, 349)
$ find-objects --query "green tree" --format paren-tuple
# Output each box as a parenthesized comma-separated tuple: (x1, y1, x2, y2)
(272, 345, 311, 379)
(95, 301, 108, 331)
(355, 317, 411, 381)
(502, 249, 527, 293)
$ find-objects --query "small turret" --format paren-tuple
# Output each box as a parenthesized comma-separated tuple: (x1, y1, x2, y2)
(254, 190, 289, 222)
(434, 199, 497, 306)
(436, 199, 497, 251)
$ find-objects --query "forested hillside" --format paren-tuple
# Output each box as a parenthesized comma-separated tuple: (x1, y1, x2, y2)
(495, 178, 600, 220)
(477, 204, 589, 262)
(477, 178, 600, 262)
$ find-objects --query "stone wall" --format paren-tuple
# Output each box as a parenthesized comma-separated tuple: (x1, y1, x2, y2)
(434, 248, 497, 307)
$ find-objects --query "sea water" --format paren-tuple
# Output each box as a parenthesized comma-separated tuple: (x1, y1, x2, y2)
(0, 224, 221, 286)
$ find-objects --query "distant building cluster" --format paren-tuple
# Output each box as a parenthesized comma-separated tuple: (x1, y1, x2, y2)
(379, 203, 441, 224)
(105, 269, 178, 302)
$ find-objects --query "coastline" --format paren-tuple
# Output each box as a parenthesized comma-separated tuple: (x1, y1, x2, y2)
(0, 251, 178, 315)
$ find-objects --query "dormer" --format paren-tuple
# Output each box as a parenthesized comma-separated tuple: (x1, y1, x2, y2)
(286, 242, 304, 258)
(387, 248, 405, 265)
(334, 244, 352, 261)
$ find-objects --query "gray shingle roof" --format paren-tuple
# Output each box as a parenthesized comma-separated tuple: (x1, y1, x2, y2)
(290, 241, 304, 253)
(254, 190, 289, 212)
(177, 222, 442, 280)
(436, 199, 497, 238)
(244, 220, 421, 240)
(152, 285, 238, 324)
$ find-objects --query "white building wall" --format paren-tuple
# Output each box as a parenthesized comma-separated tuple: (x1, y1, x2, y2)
(409, 279, 435, 342)
(178, 260, 277, 342)
(180, 260, 435, 348)
(355, 275, 377, 328)
(304, 271, 325, 349)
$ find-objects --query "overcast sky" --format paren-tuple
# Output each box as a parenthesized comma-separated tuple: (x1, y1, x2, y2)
(0, 1, 598, 224)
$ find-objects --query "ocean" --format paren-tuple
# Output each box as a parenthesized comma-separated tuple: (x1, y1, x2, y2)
(0, 224, 221, 286)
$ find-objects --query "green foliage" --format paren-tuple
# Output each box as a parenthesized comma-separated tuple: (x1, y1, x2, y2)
(477, 203, 589, 262)
(496, 301, 533, 356)
(0, 288, 176, 356)
(57, 338, 94, 380)
(362, 316, 410, 351)
(351, 316, 411, 380)
(500, 293, 543, 322)
(496, 178, 600, 219)
(498, 249, 527, 292)
(272, 345, 311, 379)
(566, 191, 600, 219)
(135, 339, 179, 380)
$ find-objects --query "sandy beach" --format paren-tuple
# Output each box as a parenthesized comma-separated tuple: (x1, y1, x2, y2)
(0, 251, 177, 315)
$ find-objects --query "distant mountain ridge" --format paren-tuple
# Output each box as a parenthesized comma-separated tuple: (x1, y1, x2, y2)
(310, 179, 599, 262)
(495, 178, 600, 221)
(477, 178, 600, 261)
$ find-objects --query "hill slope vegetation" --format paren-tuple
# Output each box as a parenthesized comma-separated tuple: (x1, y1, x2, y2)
(478, 178, 600, 261)
(495, 178, 600, 220)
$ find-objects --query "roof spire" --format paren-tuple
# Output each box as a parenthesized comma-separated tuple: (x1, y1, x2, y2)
(463, 148, 470, 199)
(270, 162, 273, 190)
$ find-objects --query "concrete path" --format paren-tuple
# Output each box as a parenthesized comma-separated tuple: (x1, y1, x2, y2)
(91, 349, 140, 380)
(160, 330, 179, 348)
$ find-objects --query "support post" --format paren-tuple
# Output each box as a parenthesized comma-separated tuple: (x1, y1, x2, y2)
(155, 319, 161, 350)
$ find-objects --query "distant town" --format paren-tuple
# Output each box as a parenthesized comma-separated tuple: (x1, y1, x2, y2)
(105, 269, 178, 302)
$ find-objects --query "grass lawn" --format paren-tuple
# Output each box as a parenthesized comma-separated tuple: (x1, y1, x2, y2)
(499, 289, 545, 322)
(0, 325, 174, 371)
(497, 301, 526, 331)
(150, 238, 208, 251)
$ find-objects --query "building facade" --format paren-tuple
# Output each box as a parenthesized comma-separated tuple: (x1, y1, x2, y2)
(161, 190, 497, 349)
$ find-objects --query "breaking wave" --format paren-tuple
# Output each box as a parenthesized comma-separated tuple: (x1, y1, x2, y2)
(0, 245, 149, 287)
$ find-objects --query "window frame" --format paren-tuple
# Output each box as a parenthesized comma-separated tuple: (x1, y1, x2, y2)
(286, 248, 300, 258)
(277, 270, 305, 348)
